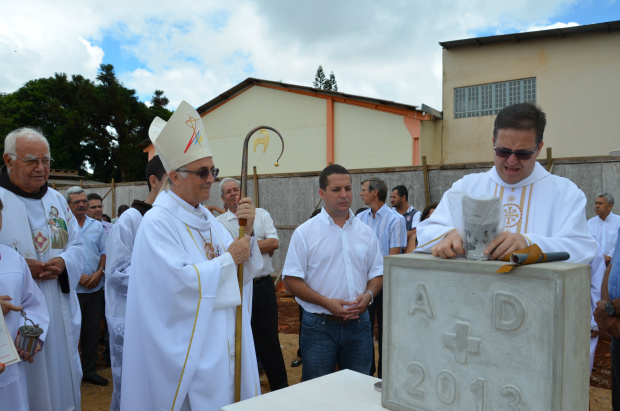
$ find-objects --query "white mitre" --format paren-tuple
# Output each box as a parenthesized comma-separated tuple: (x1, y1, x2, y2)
(148, 100, 212, 171)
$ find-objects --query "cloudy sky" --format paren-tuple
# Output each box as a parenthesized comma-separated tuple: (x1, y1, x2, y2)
(1, 0, 618, 111)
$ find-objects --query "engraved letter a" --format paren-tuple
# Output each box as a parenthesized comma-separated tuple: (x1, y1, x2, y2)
(408, 283, 434, 319)
(494, 292, 525, 331)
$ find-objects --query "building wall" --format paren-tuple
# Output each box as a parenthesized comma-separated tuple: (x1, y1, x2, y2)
(333, 102, 414, 169)
(442, 30, 620, 164)
(202, 86, 327, 177)
(420, 119, 443, 165)
(201, 85, 437, 176)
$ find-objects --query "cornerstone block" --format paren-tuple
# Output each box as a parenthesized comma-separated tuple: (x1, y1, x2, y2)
(382, 253, 590, 411)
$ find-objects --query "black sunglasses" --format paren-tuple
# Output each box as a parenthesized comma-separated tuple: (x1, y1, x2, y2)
(493, 144, 539, 160)
(177, 166, 219, 180)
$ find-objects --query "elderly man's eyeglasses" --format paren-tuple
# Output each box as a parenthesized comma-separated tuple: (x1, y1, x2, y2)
(68, 199, 89, 205)
(493, 145, 540, 160)
(8, 153, 54, 167)
(177, 166, 219, 180)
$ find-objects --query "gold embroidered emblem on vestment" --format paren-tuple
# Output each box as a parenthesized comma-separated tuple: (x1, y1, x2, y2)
(504, 203, 522, 228)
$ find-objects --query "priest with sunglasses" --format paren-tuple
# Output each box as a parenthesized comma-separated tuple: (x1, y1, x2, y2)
(120, 101, 264, 411)
(415, 102, 597, 265)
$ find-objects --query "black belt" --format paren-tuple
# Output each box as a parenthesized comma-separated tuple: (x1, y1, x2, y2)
(311, 312, 350, 323)
(253, 275, 271, 283)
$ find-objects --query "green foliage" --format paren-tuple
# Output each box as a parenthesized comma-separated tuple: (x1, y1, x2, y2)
(327, 72, 338, 92)
(313, 65, 326, 89)
(313, 65, 338, 91)
(0, 64, 173, 182)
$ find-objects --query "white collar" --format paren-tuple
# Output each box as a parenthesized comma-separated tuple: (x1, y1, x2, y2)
(487, 162, 549, 188)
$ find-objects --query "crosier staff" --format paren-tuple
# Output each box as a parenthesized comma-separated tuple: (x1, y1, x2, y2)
(235, 126, 284, 402)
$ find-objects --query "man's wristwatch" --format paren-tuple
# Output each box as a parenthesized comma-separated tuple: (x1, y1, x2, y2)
(606, 301, 618, 317)
(99, 267, 105, 275)
(365, 290, 374, 305)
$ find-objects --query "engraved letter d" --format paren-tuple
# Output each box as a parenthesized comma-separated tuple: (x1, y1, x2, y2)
(494, 292, 525, 331)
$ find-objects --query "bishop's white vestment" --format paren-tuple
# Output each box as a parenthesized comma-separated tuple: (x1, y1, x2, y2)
(105, 204, 148, 411)
(0, 245, 50, 411)
(120, 190, 263, 411)
(0, 185, 83, 411)
(416, 162, 597, 265)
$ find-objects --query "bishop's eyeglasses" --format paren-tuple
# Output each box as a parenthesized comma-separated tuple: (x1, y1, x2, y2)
(177, 166, 220, 180)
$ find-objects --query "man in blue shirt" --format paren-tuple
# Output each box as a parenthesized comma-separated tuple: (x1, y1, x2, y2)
(67, 186, 108, 386)
(594, 226, 620, 410)
(357, 178, 407, 378)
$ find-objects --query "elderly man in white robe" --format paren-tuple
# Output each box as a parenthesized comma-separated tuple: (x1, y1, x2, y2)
(105, 155, 167, 411)
(0, 128, 83, 411)
(120, 101, 264, 411)
(415, 102, 597, 265)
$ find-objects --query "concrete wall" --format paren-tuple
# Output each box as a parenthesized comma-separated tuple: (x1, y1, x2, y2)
(204, 159, 619, 276)
(59, 158, 619, 276)
(442, 30, 620, 164)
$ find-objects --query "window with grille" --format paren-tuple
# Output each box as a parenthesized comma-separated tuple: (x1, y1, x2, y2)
(454, 78, 536, 119)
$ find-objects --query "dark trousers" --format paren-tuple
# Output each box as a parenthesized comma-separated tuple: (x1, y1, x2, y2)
(612, 337, 620, 410)
(296, 303, 303, 358)
(369, 290, 383, 378)
(251, 275, 288, 391)
(77, 288, 104, 376)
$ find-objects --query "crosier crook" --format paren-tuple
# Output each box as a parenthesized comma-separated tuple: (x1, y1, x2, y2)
(235, 126, 284, 402)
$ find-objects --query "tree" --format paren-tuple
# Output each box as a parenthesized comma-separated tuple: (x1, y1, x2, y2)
(0, 73, 100, 172)
(327, 72, 338, 92)
(312, 66, 338, 91)
(151, 89, 169, 107)
(149, 89, 172, 121)
(313, 65, 326, 89)
(0, 65, 173, 182)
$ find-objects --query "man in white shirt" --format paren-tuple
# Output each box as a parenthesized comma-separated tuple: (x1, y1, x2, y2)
(217, 177, 288, 391)
(588, 193, 620, 266)
(283, 164, 383, 381)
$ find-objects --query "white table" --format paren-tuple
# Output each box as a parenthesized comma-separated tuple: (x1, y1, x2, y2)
(221, 369, 385, 411)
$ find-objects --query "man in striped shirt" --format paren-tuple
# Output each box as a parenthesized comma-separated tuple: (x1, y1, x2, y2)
(356, 178, 407, 378)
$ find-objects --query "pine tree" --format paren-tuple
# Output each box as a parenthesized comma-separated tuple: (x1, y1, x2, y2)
(328, 72, 338, 91)
(313, 66, 338, 91)
(313, 65, 326, 89)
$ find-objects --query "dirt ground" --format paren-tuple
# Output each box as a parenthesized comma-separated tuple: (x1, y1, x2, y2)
(81, 288, 613, 411)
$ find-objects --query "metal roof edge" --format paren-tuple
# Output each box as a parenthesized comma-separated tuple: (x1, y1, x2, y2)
(439, 20, 620, 49)
(196, 77, 421, 114)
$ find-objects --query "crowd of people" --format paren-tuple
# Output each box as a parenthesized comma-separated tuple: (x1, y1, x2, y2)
(0, 101, 618, 411)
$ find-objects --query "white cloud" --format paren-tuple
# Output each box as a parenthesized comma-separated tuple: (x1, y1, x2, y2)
(0, 0, 594, 110)
(78, 37, 105, 73)
(525, 22, 580, 32)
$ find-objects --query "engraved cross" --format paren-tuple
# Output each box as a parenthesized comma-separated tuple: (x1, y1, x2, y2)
(444, 322, 482, 364)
